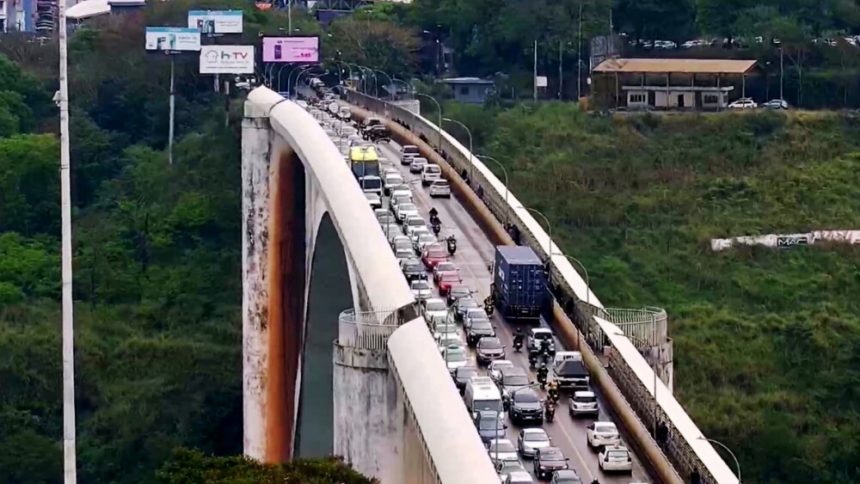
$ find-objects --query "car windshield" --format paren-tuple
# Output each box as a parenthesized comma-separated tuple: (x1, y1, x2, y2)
(399, 203, 417, 212)
(437, 262, 455, 272)
(404, 262, 422, 272)
(533, 331, 552, 340)
(436, 323, 457, 334)
(478, 417, 504, 430)
(385, 176, 402, 185)
(427, 247, 446, 257)
(360, 178, 382, 190)
(402, 146, 419, 155)
(459, 298, 478, 309)
(498, 460, 523, 472)
(412, 281, 430, 290)
(489, 441, 515, 453)
(595, 423, 617, 433)
(471, 320, 492, 330)
(426, 300, 446, 311)
(524, 431, 549, 442)
(425, 165, 441, 174)
(457, 368, 478, 380)
(451, 286, 469, 296)
(475, 399, 503, 412)
(573, 395, 596, 403)
(480, 338, 502, 349)
(418, 234, 435, 242)
(441, 273, 460, 282)
(406, 218, 424, 227)
(606, 450, 629, 461)
(514, 390, 539, 403)
(540, 449, 564, 461)
(503, 373, 529, 386)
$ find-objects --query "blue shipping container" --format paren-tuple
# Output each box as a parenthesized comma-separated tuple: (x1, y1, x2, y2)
(493, 246, 547, 322)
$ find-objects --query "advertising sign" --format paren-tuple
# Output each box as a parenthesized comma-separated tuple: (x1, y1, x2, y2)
(188, 10, 243, 34)
(262, 36, 320, 63)
(199, 45, 255, 74)
(145, 27, 201, 52)
(535, 76, 548, 87)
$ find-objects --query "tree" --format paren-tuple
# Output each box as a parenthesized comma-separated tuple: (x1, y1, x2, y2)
(327, 18, 419, 79)
(0, 134, 60, 236)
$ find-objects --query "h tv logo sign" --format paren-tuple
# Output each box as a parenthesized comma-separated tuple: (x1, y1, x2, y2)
(200, 45, 254, 74)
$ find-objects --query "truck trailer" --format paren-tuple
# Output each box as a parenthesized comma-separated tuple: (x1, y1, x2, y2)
(492, 245, 548, 322)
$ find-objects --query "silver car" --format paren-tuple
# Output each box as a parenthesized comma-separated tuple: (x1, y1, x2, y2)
(410, 279, 432, 300)
(517, 428, 551, 458)
(428, 179, 451, 198)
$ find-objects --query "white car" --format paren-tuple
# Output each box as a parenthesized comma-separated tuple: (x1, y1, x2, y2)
(437, 333, 464, 353)
(389, 194, 412, 215)
(395, 202, 419, 223)
(488, 438, 519, 464)
(394, 246, 413, 263)
(402, 215, 427, 237)
(598, 445, 633, 473)
(728, 97, 757, 109)
(504, 470, 534, 483)
(410, 279, 432, 300)
(428, 179, 451, 198)
(433, 320, 459, 341)
(358, 175, 383, 196)
(586, 421, 621, 448)
(390, 187, 413, 202)
(413, 232, 437, 254)
(423, 298, 448, 324)
(421, 164, 442, 186)
(410, 157, 428, 174)
(517, 428, 551, 459)
(496, 459, 527, 483)
(442, 344, 469, 374)
(364, 192, 382, 209)
(568, 391, 599, 417)
(409, 226, 432, 245)
(489, 360, 515, 382)
(383, 173, 404, 195)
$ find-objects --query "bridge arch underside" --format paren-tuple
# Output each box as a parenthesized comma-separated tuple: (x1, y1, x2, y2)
(267, 147, 358, 461)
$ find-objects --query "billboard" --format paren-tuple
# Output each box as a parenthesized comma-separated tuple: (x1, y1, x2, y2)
(188, 10, 243, 34)
(199, 45, 255, 74)
(262, 36, 320, 63)
(145, 27, 201, 52)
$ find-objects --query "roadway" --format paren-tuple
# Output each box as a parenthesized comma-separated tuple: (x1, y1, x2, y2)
(374, 140, 650, 484)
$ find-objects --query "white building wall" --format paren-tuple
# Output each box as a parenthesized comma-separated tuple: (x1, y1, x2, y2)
(655, 91, 695, 108)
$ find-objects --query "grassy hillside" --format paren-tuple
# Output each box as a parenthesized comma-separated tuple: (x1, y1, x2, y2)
(478, 105, 860, 483)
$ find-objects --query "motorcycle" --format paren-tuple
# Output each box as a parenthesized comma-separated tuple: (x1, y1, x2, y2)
(548, 387, 560, 404)
(429, 214, 441, 226)
(537, 367, 548, 390)
(446, 236, 457, 256)
(545, 401, 555, 423)
(431, 223, 441, 236)
(513, 336, 524, 353)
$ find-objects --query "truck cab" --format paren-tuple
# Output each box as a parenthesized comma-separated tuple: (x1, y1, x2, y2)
(552, 351, 589, 390)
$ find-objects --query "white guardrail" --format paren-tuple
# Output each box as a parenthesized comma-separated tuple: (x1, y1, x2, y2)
(345, 89, 739, 484)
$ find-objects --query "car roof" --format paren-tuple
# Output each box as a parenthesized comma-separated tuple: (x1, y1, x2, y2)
(531, 328, 553, 334)
(573, 391, 596, 397)
(500, 365, 527, 376)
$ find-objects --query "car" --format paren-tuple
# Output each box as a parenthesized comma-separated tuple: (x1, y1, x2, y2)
(402, 215, 427, 237)
(437, 332, 464, 353)
(509, 387, 544, 425)
(476, 337, 506, 365)
(533, 447, 569, 480)
(487, 438, 519, 464)
(761, 98, 790, 110)
(497, 459, 528, 482)
(364, 192, 382, 209)
(549, 470, 582, 484)
(432, 320, 459, 342)
(395, 202, 419, 223)
(433, 261, 459, 283)
(421, 244, 448, 269)
(383, 224, 403, 244)
(410, 226, 433, 246)
(568, 391, 599, 417)
(474, 410, 507, 445)
(464, 308, 490, 327)
(446, 284, 472, 305)
(454, 297, 479, 321)
(389, 194, 412, 215)
(423, 298, 448, 324)
(527, 327, 556, 356)
(728, 97, 757, 109)
(498, 366, 531, 402)
(428, 179, 451, 198)
(400, 145, 419, 164)
(393, 246, 413, 263)
(391, 235, 412, 253)
(383, 172, 404, 195)
(505, 471, 535, 484)
(442, 343, 469, 374)
(400, 257, 427, 283)
(453, 366, 479, 394)
(437, 272, 463, 296)
(409, 157, 428, 174)
(390, 186, 413, 202)
(586, 421, 621, 449)
(598, 445, 633, 473)
(518, 428, 551, 459)
(358, 175, 383, 196)
(489, 359, 516, 383)
(421, 163, 442, 186)
(376, 211, 397, 228)
(413, 232, 437, 254)
(410, 279, 432, 300)
(466, 320, 496, 347)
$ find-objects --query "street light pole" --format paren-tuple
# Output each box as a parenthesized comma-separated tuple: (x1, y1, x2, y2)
(577, 3, 583, 100)
(699, 437, 742, 483)
(375, 69, 394, 100)
(415, 93, 442, 150)
(522, 207, 553, 259)
(477, 154, 509, 225)
(442, 117, 473, 182)
(58, 0, 77, 478)
(554, 254, 589, 305)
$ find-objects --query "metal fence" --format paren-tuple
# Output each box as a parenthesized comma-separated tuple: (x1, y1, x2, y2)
(338, 309, 401, 351)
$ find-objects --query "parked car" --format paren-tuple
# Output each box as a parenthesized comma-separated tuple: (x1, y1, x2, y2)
(509, 387, 543, 425)
(428, 179, 451, 198)
(410, 279, 432, 301)
(476, 336, 506, 365)
(518, 428, 552, 459)
(364, 192, 381, 209)
(533, 447, 569, 480)
(437, 272, 463, 295)
(447, 284, 471, 305)
(488, 438, 519, 464)
(598, 445, 633, 473)
(586, 421, 621, 449)
(400, 257, 427, 283)
(761, 98, 789, 109)
(568, 390, 599, 417)
(421, 244, 449, 269)
(728, 97, 757, 109)
(409, 157, 428, 174)
(421, 164, 442, 186)
(453, 366, 479, 394)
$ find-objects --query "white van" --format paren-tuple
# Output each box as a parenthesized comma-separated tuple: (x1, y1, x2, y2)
(464, 376, 504, 418)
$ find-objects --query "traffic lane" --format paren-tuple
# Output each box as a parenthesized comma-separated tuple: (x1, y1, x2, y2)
(377, 140, 646, 483)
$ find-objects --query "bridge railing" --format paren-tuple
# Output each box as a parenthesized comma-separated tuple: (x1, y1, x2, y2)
(338, 309, 402, 351)
(345, 89, 739, 484)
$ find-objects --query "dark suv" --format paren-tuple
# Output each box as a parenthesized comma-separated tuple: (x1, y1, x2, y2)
(509, 388, 543, 425)
(533, 447, 569, 480)
(400, 258, 426, 282)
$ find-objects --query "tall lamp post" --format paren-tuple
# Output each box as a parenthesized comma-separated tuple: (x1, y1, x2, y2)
(58, 0, 77, 480)
(477, 154, 509, 224)
(554, 254, 590, 305)
(415, 93, 442, 150)
(521, 206, 554, 259)
(699, 436, 742, 483)
(375, 69, 394, 100)
(442, 117, 473, 182)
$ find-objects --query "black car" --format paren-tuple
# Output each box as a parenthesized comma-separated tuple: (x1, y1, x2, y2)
(498, 366, 530, 401)
(400, 258, 427, 283)
(465, 320, 496, 346)
(475, 337, 505, 365)
(533, 447, 569, 480)
(509, 388, 544, 425)
(447, 285, 471, 305)
(453, 366, 479, 394)
(454, 297, 479, 321)
(474, 410, 507, 445)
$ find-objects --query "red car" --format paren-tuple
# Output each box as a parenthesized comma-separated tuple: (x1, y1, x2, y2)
(437, 272, 463, 296)
(422, 244, 448, 269)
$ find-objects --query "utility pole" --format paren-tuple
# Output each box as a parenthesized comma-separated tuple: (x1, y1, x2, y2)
(58, 0, 77, 479)
(168, 55, 175, 165)
(577, 2, 583, 100)
(558, 40, 563, 100)
(287, 0, 292, 35)
(533, 39, 538, 101)
(779, 46, 784, 101)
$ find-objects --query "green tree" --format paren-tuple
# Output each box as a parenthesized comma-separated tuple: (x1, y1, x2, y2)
(0, 134, 60, 236)
(327, 18, 420, 78)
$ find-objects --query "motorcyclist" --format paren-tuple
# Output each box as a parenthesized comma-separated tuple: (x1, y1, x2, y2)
(544, 399, 556, 422)
(429, 207, 440, 226)
(446, 235, 457, 255)
(513, 328, 524, 352)
(539, 337, 552, 359)
(537, 362, 549, 389)
(431, 223, 441, 236)
(484, 296, 494, 316)
(547, 379, 560, 403)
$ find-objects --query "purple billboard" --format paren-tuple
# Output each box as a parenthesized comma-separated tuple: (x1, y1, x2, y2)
(262, 36, 320, 63)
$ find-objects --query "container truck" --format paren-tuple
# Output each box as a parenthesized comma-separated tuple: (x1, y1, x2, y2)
(492, 245, 547, 322)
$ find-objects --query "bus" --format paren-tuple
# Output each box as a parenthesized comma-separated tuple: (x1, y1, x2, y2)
(349, 145, 380, 179)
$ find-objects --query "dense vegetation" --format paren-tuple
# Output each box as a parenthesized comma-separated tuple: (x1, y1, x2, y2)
(469, 104, 860, 483)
